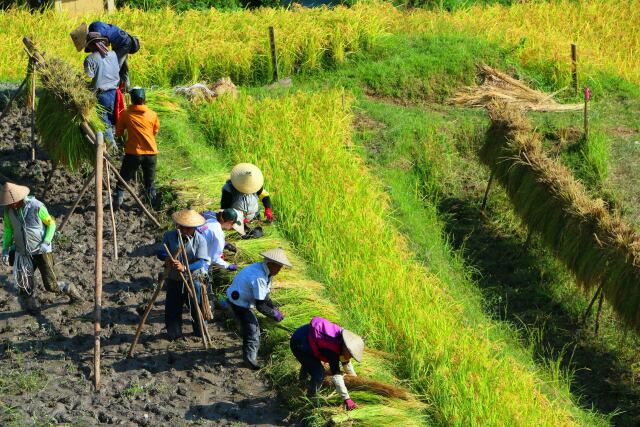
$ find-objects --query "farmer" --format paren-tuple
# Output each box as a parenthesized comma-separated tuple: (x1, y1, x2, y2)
(226, 248, 290, 369)
(113, 87, 160, 210)
(157, 209, 210, 340)
(221, 163, 274, 225)
(0, 183, 82, 312)
(83, 32, 120, 146)
(198, 209, 244, 290)
(290, 317, 364, 411)
(71, 22, 140, 91)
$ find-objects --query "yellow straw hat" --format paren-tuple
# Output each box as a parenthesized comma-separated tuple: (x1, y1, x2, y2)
(342, 329, 364, 363)
(70, 22, 88, 52)
(260, 248, 292, 268)
(172, 209, 205, 228)
(230, 163, 264, 194)
(0, 183, 30, 206)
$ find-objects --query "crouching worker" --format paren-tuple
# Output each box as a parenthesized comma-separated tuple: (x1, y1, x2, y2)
(221, 163, 274, 226)
(290, 317, 364, 411)
(198, 209, 244, 292)
(0, 183, 82, 312)
(113, 87, 160, 210)
(226, 248, 291, 370)
(157, 209, 209, 340)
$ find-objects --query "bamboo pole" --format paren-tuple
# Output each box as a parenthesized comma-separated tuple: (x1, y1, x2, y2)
(0, 76, 27, 123)
(104, 161, 118, 260)
(94, 133, 104, 391)
(59, 170, 96, 232)
(481, 169, 495, 211)
(268, 26, 279, 83)
(571, 43, 578, 94)
(29, 57, 37, 161)
(128, 273, 166, 357)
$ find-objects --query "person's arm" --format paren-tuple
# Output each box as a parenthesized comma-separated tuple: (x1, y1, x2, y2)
(188, 258, 207, 272)
(2, 210, 13, 253)
(220, 186, 233, 209)
(255, 295, 283, 321)
(321, 349, 356, 409)
(38, 205, 55, 243)
(211, 228, 229, 269)
(342, 360, 356, 376)
(153, 113, 160, 136)
(258, 187, 272, 209)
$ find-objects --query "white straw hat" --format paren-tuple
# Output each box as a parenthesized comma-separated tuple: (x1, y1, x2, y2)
(0, 183, 30, 206)
(230, 163, 264, 194)
(172, 209, 205, 228)
(70, 22, 88, 52)
(261, 248, 292, 268)
(231, 209, 246, 235)
(342, 329, 364, 363)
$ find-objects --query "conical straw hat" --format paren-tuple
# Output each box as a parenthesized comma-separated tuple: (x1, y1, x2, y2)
(70, 22, 88, 52)
(342, 329, 364, 363)
(0, 183, 30, 206)
(260, 248, 292, 268)
(230, 163, 264, 194)
(172, 209, 205, 228)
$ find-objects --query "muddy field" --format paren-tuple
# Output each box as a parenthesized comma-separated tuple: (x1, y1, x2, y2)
(0, 107, 290, 426)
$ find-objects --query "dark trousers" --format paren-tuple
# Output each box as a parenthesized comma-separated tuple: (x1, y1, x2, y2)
(290, 326, 325, 396)
(164, 278, 202, 337)
(19, 252, 58, 296)
(230, 303, 260, 361)
(113, 32, 132, 91)
(97, 89, 116, 144)
(116, 154, 157, 195)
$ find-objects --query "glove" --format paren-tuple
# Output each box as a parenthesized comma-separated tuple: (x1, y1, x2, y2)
(344, 398, 358, 411)
(264, 208, 274, 222)
(227, 264, 238, 271)
(243, 218, 250, 224)
(1, 250, 8, 265)
(272, 308, 284, 322)
(40, 241, 51, 253)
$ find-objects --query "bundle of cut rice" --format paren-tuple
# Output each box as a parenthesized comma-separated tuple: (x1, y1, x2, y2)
(174, 77, 237, 103)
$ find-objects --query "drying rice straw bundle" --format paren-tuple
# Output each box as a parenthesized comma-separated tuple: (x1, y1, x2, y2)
(36, 57, 104, 170)
(479, 101, 640, 331)
(322, 375, 411, 400)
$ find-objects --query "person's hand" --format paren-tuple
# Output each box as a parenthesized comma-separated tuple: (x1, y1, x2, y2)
(40, 241, 51, 253)
(344, 398, 357, 411)
(227, 264, 238, 272)
(1, 250, 9, 265)
(264, 208, 274, 223)
(273, 308, 284, 322)
(172, 260, 185, 272)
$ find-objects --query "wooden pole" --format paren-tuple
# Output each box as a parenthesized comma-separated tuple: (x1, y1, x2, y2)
(0, 76, 27, 123)
(268, 26, 279, 83)
(59, 170, 96, 232)
(583, 86, 590, 141)
(29, 58, 37, 161)
(481, 169, 495, 211)
(104, 161, 118, 261)
(581, 283, 603, 326)
(128, 273, 165, 357)
(571, 43, 578, 94)
(594, 287, 605, 336)
(94, 133, 104, 391)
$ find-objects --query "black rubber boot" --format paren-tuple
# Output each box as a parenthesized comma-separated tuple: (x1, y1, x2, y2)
(113, 189, 124, 211)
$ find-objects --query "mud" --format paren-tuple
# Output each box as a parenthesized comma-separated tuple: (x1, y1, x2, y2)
(0, 107, 291, 426)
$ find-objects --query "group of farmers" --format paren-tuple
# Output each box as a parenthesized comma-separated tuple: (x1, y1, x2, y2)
(0, 21, 365, 412)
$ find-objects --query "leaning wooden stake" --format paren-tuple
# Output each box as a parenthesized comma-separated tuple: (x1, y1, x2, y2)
(28, 57, 37, 161)
(268, 26, 279, 83)
(94, 132, 104, 391)
(59, 170, 96, 232)
(128, 272, 166, 357)
(104, 161, 118, 260)
(0, 76, 27, 123)
(481, 169, 495, 211)
(571, 43, 578, 94)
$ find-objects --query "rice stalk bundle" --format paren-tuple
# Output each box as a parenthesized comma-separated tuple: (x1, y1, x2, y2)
(322, 375, 412, 400)
(35, 57, 103, 170)
(480, 101, 640, 331)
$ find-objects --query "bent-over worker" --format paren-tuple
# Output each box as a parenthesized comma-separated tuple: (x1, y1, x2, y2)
(83, 32, 120, 146)
(157, 209, 210, 340)
(0, 183, 82, 312)
(290, 317, 364, 411)
(221, 163, 274, 223)
(113, 87, 160, 210)
(226, 248, 290, 369)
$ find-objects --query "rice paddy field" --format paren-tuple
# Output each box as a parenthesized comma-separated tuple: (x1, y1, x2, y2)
(2, 0, 640, 425)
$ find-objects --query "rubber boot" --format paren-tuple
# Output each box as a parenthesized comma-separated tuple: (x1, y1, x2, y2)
(113, 188, 124, 211)
(59, 281, 83, 303)
(167, 324, 182, 341)
(243, 355, 262, 371)
(148, 187, 159, 210)
(23, 295, 39, 314)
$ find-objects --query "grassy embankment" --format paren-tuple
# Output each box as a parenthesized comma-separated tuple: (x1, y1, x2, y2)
(148, 90, 429, 426)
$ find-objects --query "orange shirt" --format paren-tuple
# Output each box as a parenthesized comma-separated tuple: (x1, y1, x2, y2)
(115, 104, 160, 155)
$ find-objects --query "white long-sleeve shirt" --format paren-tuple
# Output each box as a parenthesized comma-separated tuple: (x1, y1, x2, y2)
(198, 217, 228, 269)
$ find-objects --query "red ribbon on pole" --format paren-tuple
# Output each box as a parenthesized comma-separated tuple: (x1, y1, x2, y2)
(584, 86, 591, 102)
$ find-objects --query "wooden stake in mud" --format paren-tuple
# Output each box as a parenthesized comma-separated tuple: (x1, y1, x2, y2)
(594, 286, 605, 336)
(94, 132, 104, 391)
(571, 43, 578, 94)
(584, 86, 591, 140)
(268, 26, 279, 83)
(59, 170, 96, 232)
(104, 161, 118, 260)
(481, 169, 495, 211)
(28, 57, 37, 161)
(128, 272, 166, 357)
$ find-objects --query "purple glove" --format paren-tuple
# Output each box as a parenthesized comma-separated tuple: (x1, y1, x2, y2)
(227, 264, 238, 271)
(344, 398, 357, 411)
(272, 308, 284, 322)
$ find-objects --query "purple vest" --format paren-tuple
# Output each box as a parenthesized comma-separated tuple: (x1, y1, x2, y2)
(307, 317, 343, 362)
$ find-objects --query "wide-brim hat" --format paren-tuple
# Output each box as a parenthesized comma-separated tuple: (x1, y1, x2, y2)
(230, 163, 264, 194)
(342, 329, 364, 363)
(172, 209, 205, 228)
(84, 32, 108, 53)
(70, 22, 88, 52)
(217, 208, 246, 236)
(261, 248, 292, 268)
(0, 182, 30, 206)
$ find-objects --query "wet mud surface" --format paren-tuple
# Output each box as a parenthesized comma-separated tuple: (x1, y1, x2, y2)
(0, 107, 290, 426)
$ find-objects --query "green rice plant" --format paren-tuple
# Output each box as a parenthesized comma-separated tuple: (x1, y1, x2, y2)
(192, 90, 606, 425)
(35, 57, 104, 170)
(480, 102, 640, 332)
(150, 90, 428, 426)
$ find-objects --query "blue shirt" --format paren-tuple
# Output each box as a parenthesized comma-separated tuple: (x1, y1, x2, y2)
(84, 51, 120, 92)
(226, 262, 271, 309)
(159, 230, 210, 280)
(88, 21, 130, 51)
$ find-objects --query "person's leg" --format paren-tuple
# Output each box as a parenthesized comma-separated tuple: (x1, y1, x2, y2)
(164, 279, 183, 339)
(96, 90, 116, 145)
(141, 155, 158, 207)
(290, 337, 325, 396)
(34, 253, 82, 302)
(230, 304, 261, 369)
(114, 35, 131, 91)
(189, 279, 206, 336)
(114, 154, 141, 209)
